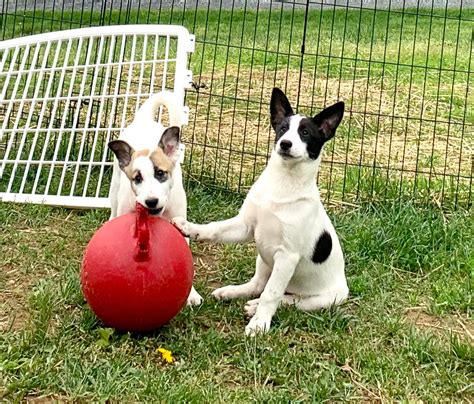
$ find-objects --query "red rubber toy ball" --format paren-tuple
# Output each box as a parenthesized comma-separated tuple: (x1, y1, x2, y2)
(81, 203, 193, 332)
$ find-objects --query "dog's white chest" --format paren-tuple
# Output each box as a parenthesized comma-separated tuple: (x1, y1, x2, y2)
(244, 181, 315, 267)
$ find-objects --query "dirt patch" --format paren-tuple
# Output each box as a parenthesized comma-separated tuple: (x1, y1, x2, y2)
(0, 265, 31, 332)
(192, 243, 224, 289)
(405, 308, 474, 343)
(193, 244, 220, 272)
(21, 395, 71, 402)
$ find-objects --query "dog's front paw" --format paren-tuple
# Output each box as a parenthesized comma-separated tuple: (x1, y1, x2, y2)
(245, 313, 271, 337)
(244, 298, 259, 318)
(186, 287, 203, 306)
(172, 216, 199, 240)
(171, 216, 191, 236)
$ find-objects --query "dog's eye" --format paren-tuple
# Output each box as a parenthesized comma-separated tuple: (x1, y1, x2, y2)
(302, 129, 309, 136)
(134, 172, 143, 184)
(280, 126, 287, 134)
(154, 168, 166, 180)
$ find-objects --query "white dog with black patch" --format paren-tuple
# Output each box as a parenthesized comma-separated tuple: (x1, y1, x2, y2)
(108, 92, 203, 306)
(172, 88, 348, 335)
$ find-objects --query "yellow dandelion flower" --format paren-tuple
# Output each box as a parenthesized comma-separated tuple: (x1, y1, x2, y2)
(157, 347, 174, 363)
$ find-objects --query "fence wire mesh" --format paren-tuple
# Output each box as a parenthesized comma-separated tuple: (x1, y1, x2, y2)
(0, 26, 193, 207)
(1, 0, 473, 209)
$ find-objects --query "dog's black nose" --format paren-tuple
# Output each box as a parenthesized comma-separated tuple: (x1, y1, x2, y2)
(280, 140, 292, 151)
(145, 198, 159, 208)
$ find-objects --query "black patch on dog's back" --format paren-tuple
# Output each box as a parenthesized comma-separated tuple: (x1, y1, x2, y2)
(312, 231, 332, 264)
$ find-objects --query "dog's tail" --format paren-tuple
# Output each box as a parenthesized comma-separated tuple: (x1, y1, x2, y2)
(134, 91, 182, 127)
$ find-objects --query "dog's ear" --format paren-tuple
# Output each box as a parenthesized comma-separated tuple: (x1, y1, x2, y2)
(159, 126, 180, 160)
(108, 140, 134, 169)
(312, 101, 344, 141)
(270, 87, 294, 129)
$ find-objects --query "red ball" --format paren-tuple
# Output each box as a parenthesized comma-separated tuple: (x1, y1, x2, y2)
(81, 204, 193, 332)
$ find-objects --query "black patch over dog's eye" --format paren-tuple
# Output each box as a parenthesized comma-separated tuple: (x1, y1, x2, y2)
(154, 168, 166, 181)
(134, 171, 143, 184)
(274, 117, 292, 143)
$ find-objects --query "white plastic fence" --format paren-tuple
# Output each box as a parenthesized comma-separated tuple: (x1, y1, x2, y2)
(0, 25, 194, 208)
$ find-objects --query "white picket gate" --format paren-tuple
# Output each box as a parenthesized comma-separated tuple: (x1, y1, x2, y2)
(0, 25, 194, 208)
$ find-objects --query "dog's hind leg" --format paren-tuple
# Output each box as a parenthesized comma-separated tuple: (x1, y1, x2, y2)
(282, 289, 348, 311)
(212, 255, 271, 300)
(244, 289, 348, 318)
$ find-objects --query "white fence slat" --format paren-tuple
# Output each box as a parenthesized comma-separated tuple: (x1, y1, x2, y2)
(0, 25, 195, 208)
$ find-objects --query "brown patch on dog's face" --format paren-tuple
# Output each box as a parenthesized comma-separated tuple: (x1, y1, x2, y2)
(150, 147, 174, 173)
(121, 149, 150, 179)
(122, 164, 135, 180)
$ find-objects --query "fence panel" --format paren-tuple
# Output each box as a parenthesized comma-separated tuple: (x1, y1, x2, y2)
(0, 25, 194, 207)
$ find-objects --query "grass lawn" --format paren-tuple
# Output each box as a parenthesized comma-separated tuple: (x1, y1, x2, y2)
(1, 185, 473, 401)
(1, 6, 473, 401)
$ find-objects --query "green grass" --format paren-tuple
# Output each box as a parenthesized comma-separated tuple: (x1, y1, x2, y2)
(1, 185, 473, 401)
(1, 10, 472, 398)
(3, 8, 473, 76)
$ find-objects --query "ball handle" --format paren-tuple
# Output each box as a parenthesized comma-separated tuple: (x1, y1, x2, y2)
(134, 203, 150, 262)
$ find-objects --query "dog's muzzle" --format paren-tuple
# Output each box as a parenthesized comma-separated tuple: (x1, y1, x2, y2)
(277, 149, 295, 159)
(144, 198, 163, 215)
(277, 139, 295, 159)
(148, 207, 163, 216)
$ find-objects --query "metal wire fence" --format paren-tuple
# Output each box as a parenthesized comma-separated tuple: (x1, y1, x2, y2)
(1, 0, 472, 209)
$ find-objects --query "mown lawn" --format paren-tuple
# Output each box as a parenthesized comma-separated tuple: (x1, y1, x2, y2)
(1, 185, 472, 401)
(1, 5, 473, 401)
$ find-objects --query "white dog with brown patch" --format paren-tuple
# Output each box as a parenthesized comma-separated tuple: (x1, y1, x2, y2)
(173, 88, 349, 335)
(108, 92, 203, 306)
